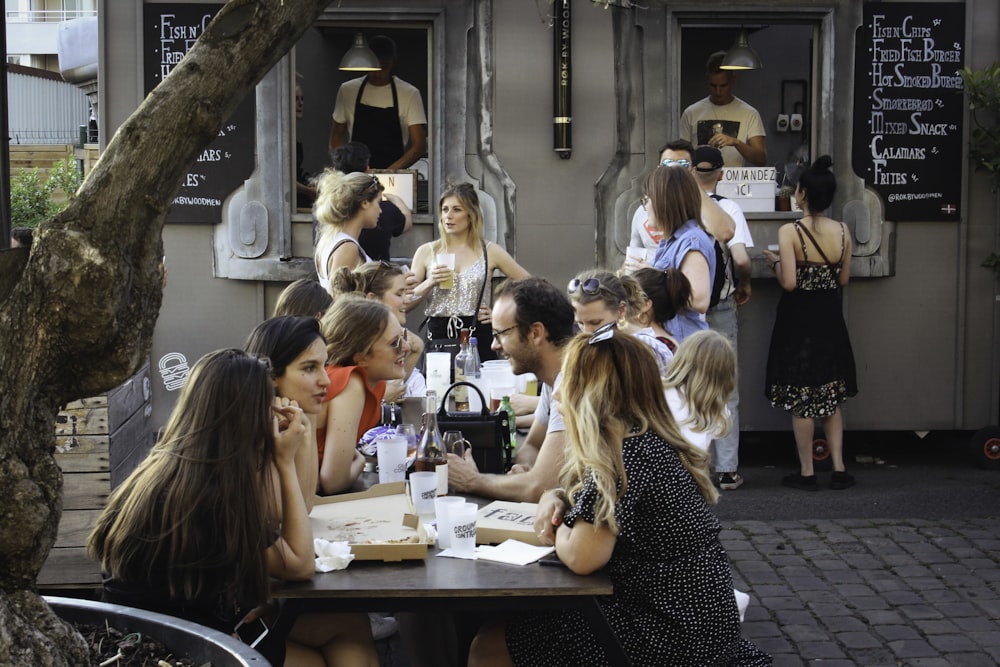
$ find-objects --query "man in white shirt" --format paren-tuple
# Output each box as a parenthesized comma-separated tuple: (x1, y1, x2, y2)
(329, 35, 427, 169)
(446, 278, 575, 502)
(691, 145, 754, 490)
(680, 51, 767, 168)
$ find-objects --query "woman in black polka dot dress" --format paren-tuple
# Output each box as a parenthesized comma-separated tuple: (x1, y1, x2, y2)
(469, 328, 770, 666)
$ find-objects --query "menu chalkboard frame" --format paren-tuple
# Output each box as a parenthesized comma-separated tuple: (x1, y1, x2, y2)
(851, 2, 966, 223)
(143, 3, 257, 225)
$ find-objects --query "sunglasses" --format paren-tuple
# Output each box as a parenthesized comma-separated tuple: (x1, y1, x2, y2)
(391, 330, 407, 354)
(660, 158, 691, 168)
(588, 321, 616, 345)
(365, 173, 382, 197)
(567, 277, 602, 296)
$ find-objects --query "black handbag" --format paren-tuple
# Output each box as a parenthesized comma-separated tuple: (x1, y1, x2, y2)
(437, 382, 512, 474)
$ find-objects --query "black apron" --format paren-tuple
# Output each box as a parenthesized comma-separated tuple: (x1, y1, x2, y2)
(352, 77, 404, 169)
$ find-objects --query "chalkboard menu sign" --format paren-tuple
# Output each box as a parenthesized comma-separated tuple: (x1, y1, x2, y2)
(851, 2, 965, 222)
(143, 4, 255, 224)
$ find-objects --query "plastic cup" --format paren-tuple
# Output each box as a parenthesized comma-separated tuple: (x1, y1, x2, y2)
(626, 246, 646, 262)
(448, 502, 478, 557)
(409, 472, 438, 517)
(436, 253, 456, 289)
(376, 436, 408, 484)
(490, 385, 515, 413)
(434, 496, 466, 549)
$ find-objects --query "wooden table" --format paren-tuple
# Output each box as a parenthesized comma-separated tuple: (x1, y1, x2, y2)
(276, 524, 631, 665)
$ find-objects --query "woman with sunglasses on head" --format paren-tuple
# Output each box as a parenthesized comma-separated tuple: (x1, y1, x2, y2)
(89, 350, 337, 666)
(762, 156, 857, 492)
(631, 165, 716, 344)
(468, 332, 769, 667)
(408, 182, 530, 362)
(331, 261, 426, 402)
(314, 169, 384, 292)
(567, 269, 674, 381)
(317, 295, 410, 495)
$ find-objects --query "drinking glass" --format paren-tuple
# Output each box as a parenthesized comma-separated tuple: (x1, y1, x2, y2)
(396, 423, 418, 462)
(442, 430, 469, 457)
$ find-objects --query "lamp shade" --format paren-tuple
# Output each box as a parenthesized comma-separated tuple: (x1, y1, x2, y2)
(720, 30, 762, 71)
(339, 33, 381, 72)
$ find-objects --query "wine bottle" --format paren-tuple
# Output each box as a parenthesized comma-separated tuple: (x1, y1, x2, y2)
(453, 328, 471, 411)
(415, 390, 448, 495)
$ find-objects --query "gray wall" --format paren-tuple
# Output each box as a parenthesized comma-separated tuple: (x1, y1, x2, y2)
(98, 0, 1000, 434)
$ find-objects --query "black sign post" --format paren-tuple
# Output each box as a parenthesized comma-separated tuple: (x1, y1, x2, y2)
(143, 4, 255, 224)
(851, 2, 965, 222)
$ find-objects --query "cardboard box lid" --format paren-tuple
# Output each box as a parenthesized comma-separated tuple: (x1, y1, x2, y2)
(476, 500, 543, 546)
(311, 482, 429, 561)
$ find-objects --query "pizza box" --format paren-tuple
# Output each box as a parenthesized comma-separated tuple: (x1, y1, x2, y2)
(310, 482, 430, 561)
(476, 500, 543, 546)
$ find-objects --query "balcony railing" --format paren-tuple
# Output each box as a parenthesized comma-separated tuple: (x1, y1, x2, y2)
(5, 10, 97, 23)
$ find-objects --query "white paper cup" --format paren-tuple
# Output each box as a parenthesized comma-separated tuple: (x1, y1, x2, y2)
(425, 352, 452, 398)
(767, 244, 780, 252)
(449, 502, 478, 557)
(625, 246, 646, 262)
(434, 496, 466, 549)
(409, 472, 438, 517)
(376, 436, 408, 484)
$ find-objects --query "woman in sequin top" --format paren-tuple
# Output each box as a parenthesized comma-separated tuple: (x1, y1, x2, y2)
(409, 182, 529, 362)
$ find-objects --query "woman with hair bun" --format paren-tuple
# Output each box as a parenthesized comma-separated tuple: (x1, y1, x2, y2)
(313, 169, 385, 290)
(762, 155, 858, 492)
(632, 266, 693, 353)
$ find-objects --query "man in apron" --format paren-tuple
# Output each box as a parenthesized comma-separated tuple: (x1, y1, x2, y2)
(328, 35, 428, 170)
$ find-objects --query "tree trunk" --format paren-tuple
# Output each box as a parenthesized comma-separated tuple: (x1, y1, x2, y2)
(0, 1, 328, 662)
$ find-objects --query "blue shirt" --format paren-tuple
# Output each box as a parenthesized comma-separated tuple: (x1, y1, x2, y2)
(651, 219, 716, 343)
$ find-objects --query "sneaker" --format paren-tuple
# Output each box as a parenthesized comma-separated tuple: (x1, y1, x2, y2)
(781, 472, 819, 491)
(830, 470, 856, 490)
(368, 613, 399, 641)
(718, 472, 744, 490)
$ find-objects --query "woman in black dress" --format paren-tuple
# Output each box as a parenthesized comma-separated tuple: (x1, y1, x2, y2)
(762, 156, 858, 491)
(467, 331, 770, 666)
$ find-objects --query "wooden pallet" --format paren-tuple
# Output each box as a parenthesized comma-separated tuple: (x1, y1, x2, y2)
(38, 362, 154, 589)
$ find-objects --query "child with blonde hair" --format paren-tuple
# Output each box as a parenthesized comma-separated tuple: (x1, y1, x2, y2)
(663, 329, 736, 453)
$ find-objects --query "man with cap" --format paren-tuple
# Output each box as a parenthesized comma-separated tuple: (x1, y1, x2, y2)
(329, 35, 427, 169)
(680, 51, 767, 167)
(692, 144, 754, 490)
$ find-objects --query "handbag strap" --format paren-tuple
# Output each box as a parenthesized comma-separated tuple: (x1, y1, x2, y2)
(438, 381, 490, 416)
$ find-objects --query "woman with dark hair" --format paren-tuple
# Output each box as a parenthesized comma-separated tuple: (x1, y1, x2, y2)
(643, 164, 716, 343)
(88, 349, 378, 666)
(274, 278, 334, 319)
(468, 332, 769, 666)
(762, 155, 858, 491)
(632, 266, 693, 353)
(313, 169, 385, 289)
(408, 182, 530, 362)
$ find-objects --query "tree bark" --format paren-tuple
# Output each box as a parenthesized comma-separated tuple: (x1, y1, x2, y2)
(0, 1, 328, 662)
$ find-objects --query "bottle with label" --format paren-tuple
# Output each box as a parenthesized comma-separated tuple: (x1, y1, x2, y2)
(453, 328, 471, 411)
(499, 394, 517, 457)
(415, 390, 448, 495)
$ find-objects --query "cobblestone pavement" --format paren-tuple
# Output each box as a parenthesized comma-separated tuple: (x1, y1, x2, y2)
(721, 518, 1000, 667)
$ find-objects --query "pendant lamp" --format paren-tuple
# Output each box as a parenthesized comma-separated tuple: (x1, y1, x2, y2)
(338, 33, 381, 72)
(720, 29, 762, 71)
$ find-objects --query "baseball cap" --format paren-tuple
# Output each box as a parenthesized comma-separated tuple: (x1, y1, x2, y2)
(692, 146, 724, 172)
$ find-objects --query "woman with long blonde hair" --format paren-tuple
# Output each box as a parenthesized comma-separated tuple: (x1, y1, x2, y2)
(663, 329, 737, 454)
(468, 332, 768, 667)
(408, 182, 529, 362)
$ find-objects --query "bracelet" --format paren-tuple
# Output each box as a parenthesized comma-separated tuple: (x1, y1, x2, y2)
(771, 260, 780, 271)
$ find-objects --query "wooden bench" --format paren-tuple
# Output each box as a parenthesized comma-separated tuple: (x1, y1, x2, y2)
(38, 362, 153, 590)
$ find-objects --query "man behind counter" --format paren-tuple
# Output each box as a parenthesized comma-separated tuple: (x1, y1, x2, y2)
(680, 51, 767, 168)
(328, 35, 427, 170)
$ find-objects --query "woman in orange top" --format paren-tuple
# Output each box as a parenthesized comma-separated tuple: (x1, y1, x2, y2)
(318, 295, 411, 495)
